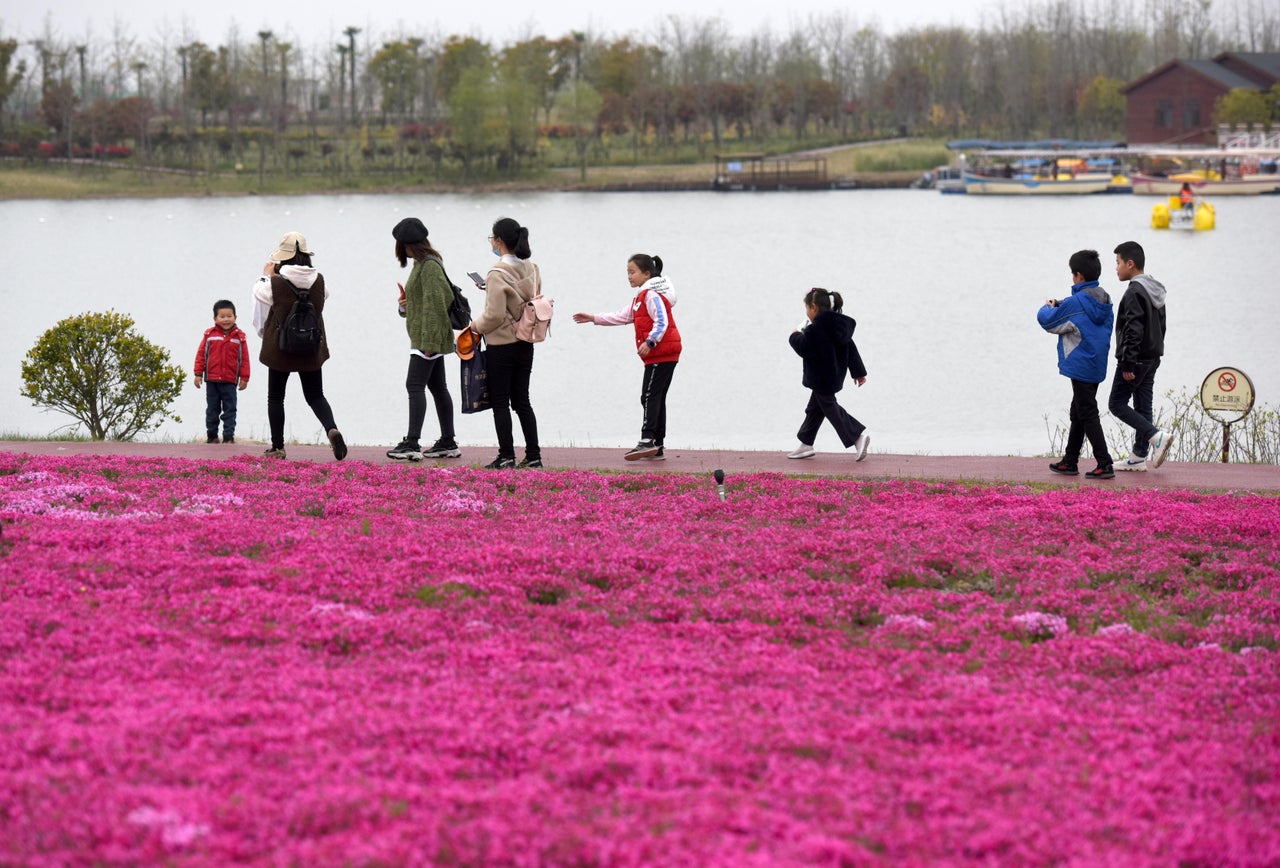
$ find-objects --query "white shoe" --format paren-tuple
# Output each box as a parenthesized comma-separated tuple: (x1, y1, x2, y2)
(853, 432, 870, 461)
(787, 443, 816, 459)
(1115, 455, 1147, 472)
(1148, 429, 1173, 468)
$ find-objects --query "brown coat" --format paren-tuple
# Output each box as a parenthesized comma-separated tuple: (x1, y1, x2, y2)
(258, 273, 330, 372)
(472, 260, 541, 346)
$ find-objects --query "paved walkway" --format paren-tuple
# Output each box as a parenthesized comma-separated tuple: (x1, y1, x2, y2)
(2, 441, 1276, 493)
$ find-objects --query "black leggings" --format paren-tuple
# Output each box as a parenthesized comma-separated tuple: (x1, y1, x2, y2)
(406, 354, 454, 442)
(486, 341, 539, 461)
(267, 367, 337, 450)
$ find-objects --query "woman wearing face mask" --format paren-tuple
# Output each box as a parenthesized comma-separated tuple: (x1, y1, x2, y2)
(469, 217, 542, 469)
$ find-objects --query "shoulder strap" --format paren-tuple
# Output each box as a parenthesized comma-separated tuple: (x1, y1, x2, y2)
(490, 263, 531, 326)
(423, 256, 451, 285)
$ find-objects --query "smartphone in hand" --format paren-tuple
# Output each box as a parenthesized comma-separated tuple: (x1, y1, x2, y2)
(467, 271, 485, 289)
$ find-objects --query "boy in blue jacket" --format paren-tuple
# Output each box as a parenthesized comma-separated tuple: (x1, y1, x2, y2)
(1038, 250, 1114, 479)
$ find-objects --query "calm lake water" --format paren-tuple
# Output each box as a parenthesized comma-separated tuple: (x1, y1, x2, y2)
(2, 190, 1277, 456)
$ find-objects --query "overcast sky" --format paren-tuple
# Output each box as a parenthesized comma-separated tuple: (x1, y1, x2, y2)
(5, 0, 997, 50)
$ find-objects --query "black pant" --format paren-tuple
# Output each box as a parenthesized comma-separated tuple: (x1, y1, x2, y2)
(406, 354, 453, 442)
(640, 362, 677, 444)
(1064, 378, 1112, 467)
(486, 341, 539, 461)
(797, 391, 864, 448)
(266, 367, 338, 450)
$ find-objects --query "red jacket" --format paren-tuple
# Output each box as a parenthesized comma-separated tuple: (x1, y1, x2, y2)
(195, 325, 251, 384)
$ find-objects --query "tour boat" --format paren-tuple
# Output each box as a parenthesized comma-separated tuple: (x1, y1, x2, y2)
(1130, 172, 1280, 195)
(963, 171, 1115, 195)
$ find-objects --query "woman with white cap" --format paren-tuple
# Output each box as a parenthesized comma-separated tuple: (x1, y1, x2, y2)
(251, 231, 347, 461)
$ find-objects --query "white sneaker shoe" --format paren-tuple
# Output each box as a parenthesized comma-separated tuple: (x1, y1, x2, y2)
(1148, 429, 1173, 468)
(787, 443, 816, 459)
(853, 432, 870, 461)
(1115, 455, 1147, 472)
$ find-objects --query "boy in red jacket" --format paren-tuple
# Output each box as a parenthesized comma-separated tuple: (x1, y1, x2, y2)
(194, 300, 251, 443)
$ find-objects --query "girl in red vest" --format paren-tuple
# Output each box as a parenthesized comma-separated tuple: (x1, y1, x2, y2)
(573, 253, 683, 460)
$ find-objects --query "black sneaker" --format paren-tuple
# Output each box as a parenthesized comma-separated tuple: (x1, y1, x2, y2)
(422, 438, 461, 459)
(207, 434, 219, 444)
(1085, 465, 1115, 480)
(624, 440, 660, 461)
(263, 447, 287, 459)
(650, 447, 665, 460)
(484, 456, 516, 470)
(518, 457, 543, 469)
(386, 439, 423, 461)
(1048, 460, 1079, 476)
(223, 436, 235, 444)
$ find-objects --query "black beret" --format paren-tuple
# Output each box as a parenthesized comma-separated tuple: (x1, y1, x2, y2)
(392, 217, 429, 244)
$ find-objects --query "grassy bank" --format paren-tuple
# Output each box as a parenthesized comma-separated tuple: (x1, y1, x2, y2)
(0, 139, 950, 200)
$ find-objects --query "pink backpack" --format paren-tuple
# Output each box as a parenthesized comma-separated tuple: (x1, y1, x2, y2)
(499, 264, 553, 343)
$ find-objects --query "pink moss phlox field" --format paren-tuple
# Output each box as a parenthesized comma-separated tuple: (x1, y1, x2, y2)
(1, 453, 1278, 865)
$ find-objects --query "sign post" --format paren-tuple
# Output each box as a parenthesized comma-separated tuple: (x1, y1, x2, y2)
(1199, 367, 1255, 463)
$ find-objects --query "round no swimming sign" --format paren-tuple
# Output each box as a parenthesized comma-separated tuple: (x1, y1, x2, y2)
(1200, 367, 1255, 420)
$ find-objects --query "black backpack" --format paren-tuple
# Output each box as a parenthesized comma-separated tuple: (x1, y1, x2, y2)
(437, 263, 472, 330)
(277, 284, 323, 355)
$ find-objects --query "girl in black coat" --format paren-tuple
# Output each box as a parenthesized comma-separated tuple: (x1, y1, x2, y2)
(786, 287, 870, 460)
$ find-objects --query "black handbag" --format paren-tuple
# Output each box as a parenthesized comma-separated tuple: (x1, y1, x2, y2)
(460, 339, 490, 414)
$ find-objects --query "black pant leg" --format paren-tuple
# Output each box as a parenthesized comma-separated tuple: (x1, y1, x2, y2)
(640, 362, 676, 443)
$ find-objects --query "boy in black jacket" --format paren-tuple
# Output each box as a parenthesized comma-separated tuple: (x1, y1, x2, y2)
(1107, 241, 1173, 470)
(786, 287, 870, 461)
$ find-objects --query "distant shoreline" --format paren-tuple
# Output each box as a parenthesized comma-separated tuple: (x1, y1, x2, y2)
(0, 158, 921, 201)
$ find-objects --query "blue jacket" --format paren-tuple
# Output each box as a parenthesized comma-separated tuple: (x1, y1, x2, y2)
(1037, 280, 1113, 384)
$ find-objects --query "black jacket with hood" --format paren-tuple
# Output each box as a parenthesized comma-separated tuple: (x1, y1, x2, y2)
(788, 309, 867, 394)
(1114, 274, 1167, 374)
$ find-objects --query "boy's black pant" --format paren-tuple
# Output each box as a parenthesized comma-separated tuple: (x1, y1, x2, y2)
(205, 381, 238, 438)
(640, 361, 677, 444)
(797, 391, 864, 448)
(1107, 358, 1160, 458)
(266, 368, 338, 451)
(406, 354, 453, 443)
(1065, 378, 1112, 467)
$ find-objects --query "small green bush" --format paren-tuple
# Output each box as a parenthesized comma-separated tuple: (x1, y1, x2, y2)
(20, 310, 185, 441)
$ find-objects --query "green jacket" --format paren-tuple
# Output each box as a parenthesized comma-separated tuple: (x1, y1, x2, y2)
(402, 255, 454, 355)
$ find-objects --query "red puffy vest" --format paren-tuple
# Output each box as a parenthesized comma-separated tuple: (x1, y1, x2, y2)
(633, 288, 682, 365)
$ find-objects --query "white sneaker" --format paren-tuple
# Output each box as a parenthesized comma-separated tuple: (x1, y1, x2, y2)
(787, 443, 816, 459)
(1148, 429, 1174, 468)
(853, 432, 870, 461)
(1115, 455, 1147, 472)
